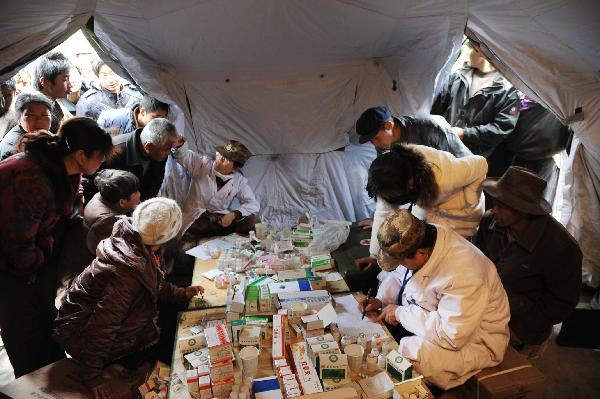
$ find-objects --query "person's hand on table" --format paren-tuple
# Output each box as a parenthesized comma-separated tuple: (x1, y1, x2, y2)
(358, 297, 382, 315)
(355, 256, 379, 272)
(219, 212, 237, 228)
(376, 304, 400, 325)
(185, 285, 205, 300)
(357, 219, 373, 229)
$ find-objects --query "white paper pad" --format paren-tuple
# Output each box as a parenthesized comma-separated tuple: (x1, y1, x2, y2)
(201, 269, 224, 281)
(185, 238, 235, 260)
(324, 272, 343, 282)
(333, 294, 386, 338)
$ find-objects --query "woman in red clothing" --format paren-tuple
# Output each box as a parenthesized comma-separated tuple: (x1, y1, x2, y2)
(0, 117, 113, 377)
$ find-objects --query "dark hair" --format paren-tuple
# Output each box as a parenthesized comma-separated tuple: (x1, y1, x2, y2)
(140, 95, 169, 114)
(25, 117, 113, 161)
(94, 169, 140, 203)
(366, 143, 439, 208)
(14, 91, 52, 120)
(1, 77, 16, 90)
(91, 58, 106, 77)
(403, 223, 437, 258)
(34, 52, 72, 91)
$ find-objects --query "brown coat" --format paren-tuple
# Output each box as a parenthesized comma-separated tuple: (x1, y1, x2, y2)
(83, 192, 123, 254)
(475, 211, 582, 344)
(53, 218, 187, 382)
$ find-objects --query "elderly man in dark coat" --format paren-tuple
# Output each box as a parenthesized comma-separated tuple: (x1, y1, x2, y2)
(475, 166, 582, 353)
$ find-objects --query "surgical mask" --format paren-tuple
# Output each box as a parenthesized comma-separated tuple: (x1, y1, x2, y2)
(215, 170, 234, 181)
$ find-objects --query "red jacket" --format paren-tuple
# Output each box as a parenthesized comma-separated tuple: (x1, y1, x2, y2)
(0, 152, 79, 276)
(53, 218, 188, 382)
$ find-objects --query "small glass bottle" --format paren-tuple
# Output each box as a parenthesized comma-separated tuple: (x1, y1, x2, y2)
(377, 352, 386, 369)
(371, 333, 382, 352)
(381, 339, 392, 356)
(340, 335, 353, 351)
(366, 349, 378, 372)
(357, 333, 368, 351)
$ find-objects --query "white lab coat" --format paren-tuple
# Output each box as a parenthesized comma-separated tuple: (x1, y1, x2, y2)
(369, 144, 487, 257)
(377, 224, 510, 389)
(172, 148, 260, 234)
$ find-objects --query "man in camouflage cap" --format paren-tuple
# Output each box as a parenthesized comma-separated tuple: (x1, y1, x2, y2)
(359, 209, 511, 389)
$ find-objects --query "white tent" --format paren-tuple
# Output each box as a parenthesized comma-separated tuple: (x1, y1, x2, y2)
(1, 0, 599, 285)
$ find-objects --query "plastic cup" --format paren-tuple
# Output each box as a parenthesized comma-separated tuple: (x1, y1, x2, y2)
(345, 343, 364, 372)
(239, 346, 260, 378)
(255, 223, 267, 240)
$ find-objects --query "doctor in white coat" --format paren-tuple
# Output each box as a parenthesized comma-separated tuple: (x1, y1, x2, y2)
(360, 209, 510, 389)
(356, 142, 488, 272)
(171, 139, 260, 237)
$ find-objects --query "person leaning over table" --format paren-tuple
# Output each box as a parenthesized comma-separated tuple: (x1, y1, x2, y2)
(359, 209, 510, 389)
(0, 118, 113, 378)
(54, 198, 204, 399)
(355, 142, 487, 273)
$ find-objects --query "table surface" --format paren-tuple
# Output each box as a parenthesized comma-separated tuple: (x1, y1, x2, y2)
(189, 236, 350, 309)
(170, 293, 406, 399)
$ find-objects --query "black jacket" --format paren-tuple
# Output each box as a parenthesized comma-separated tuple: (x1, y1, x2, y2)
(105, 128, 168, 201)
(431, 65, 520, 158)
(396, 114, 472, 158)
(75, 83, 141, 121)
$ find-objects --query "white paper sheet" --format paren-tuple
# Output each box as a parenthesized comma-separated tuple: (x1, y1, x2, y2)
(185, 238, 235, 260)
(333, 294, 386, 338)
(201, 269, 224, 281)
(324, 272, 343, 282)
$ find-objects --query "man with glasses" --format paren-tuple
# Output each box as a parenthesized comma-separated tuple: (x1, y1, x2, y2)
(76, 58, 141, 120)
(475, 166, 582, 352)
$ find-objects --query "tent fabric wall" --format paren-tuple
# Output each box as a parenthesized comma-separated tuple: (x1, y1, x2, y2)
(466, 0, 600, 287)
(1, 0, 599, 282)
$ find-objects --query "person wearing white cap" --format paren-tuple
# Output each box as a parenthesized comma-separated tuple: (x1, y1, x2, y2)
(54, 198, 204, 398)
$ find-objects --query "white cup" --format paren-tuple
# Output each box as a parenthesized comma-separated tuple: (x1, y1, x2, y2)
(239, 346, 260, 378)
(344, 343, 365, 372)
(255, 223, 267, 240)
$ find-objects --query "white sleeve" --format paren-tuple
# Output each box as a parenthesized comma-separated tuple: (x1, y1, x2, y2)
(171, 148, 212, 178)
(369, 197, 396, 257)
(395, 276, 489, 351)
(376, 267, 409, 307)
(435, 151, 488, 207)
(236, 177, 260, 216)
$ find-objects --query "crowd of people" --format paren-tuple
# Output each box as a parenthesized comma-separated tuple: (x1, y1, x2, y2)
(0, 40, 582, 396)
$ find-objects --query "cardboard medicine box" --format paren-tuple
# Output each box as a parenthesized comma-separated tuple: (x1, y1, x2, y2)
(464, 345, 546, 399)
(205, 323, 232, 363)
(319, 353, 348, 380)
(386, 350, 413, 382)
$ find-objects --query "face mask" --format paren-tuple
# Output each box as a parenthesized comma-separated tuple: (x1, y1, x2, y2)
(215, 170, 234, 181)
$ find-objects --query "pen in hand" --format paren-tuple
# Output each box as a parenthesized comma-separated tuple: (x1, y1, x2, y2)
(362, 287, 374, 320)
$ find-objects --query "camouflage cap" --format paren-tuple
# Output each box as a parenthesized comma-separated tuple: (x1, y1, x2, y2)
(376, 209, 426, 272)
(216, 140, 252, 166)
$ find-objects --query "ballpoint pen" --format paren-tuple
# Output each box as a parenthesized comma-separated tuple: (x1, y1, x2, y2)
(362, 287, 374, 320)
